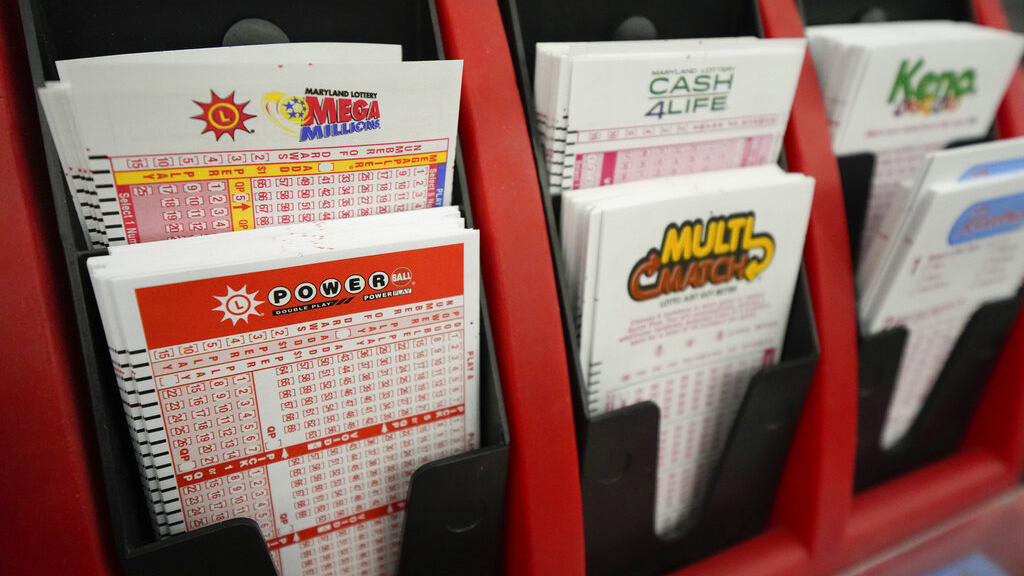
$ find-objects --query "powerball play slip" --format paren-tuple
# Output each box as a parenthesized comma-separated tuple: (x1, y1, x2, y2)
(50, 56, 461, 245)
(88, 214, 479, 576)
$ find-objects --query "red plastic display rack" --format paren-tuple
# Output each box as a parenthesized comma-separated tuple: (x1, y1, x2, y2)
(650, 0, 861, 574)
(480, 0, 857, 573)
(769, 0, 1024, 573)
(842, 0, 1024, 571)
(0, 1, 115, 575)
(1, 2, 585, 576)
(841, 488, 1024, 576)
(433, 1, 587, 575)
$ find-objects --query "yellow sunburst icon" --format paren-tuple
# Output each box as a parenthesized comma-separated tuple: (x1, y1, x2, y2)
(213, 285, 263, 325)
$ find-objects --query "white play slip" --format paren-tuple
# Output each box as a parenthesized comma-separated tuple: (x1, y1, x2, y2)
(561, 165, 814, 535)
(38, 43, 462, 247)
(805, 21, 1024, 263)
(534, 38, 806, 195)
(88, 207, 480, 576)
(857, 141, 1024, 449)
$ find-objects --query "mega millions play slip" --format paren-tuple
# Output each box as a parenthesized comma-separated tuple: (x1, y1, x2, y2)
(533, 37, 805, 194)
(857, 138, 1024, 449)
(37, 43, 460, 247)
(88, 207, 480, 576)
(561, 165, 814, 535)
(804, 21, 1024, 266)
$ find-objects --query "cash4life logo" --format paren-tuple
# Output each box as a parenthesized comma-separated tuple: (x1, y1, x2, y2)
(645, 68, 735, 119)
(888, 59, 977, 116)
(192, 91, 256, 140)
(627, 212, 775, 301)
(262, 88, 382, 142)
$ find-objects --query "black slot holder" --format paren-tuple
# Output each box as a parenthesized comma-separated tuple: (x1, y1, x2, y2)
(804, 0, 1024, 492)
(19, 1, 509, 574)
(835, 150, 1024, 492)
(500, 1, 821, 574)
(805, 0, 1023, 497)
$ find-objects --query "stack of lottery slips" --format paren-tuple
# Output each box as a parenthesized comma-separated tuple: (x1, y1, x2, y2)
(37, 43, 462, 248)
(804, 21, 1024, 265)
(88, 206, 480, 576)
(561, 165, 814, 535)
(856, 137, 1024, 450)
(533, 37, 806, 194)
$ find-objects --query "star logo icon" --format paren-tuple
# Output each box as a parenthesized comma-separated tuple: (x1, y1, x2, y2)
(192, 91, 256, 140)
(213, 285, 263, 325)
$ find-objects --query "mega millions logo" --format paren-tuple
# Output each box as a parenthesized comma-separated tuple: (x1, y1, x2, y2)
(262, 88, 382, 142)
(192, 91, 256, 140)
(889, 58, 977, 117)
(627, 212, 775, 301)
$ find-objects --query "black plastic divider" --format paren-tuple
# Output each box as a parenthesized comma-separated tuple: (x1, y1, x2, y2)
(580, 276, 818, 576)
(835, 154, 876, 272)
(855, 294, 1023, 490)
(20, 1, 509, 574)
(500, 1, 821, 573)
(804, 0, 1024, 493)
(800, 0, 971, 28)
(836, 150, 1024, 491)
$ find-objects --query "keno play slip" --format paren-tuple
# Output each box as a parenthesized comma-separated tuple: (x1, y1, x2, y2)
(805, 21, 1024, 263)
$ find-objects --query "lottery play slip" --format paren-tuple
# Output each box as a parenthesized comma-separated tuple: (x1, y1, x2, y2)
(89, 207, 480, 576)
(38, 43, 461, 247)
(805, 21, 1024, 266)
(562, 165, 814, 535)
(533, 37, 805, 194)
(858, 137, 1024, 449)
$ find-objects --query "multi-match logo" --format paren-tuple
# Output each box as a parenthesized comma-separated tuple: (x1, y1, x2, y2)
(192, 91, 256, 140)
(888, 58, 977, 117)
(262, 88, 382, 142)
(645, 69, 735, 119)
(628, 212, 775, 301)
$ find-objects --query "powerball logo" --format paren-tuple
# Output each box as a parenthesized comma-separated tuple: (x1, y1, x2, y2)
(262, 88, 382, 142)
(267, 266, 413, 317)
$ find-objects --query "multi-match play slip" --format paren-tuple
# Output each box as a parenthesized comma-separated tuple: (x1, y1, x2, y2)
(533, 38, 806, 194)
(89, 207, 480, 576)
(562, 165, 814, 536)
(38, 43, 461, 247)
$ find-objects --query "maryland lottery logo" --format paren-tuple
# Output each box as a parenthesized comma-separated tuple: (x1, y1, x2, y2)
(213, 285, 264, 325)
(628, 212, 775, 301)
(262, 87, 382, 142)
(192, 91, 256, 140)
